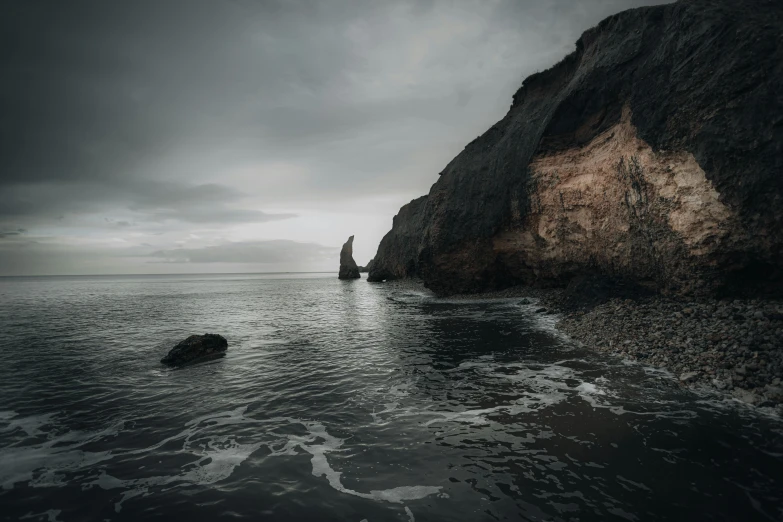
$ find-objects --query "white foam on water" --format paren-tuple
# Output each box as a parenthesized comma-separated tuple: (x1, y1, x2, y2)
(179, 439, 263, 485)
(494, 362, 608, 412)
(20, 509, 62, 522)
(417, 407, 506, 427)
(102, 433, 266, 513)
(273, 420, 441, 504)
(693, 397, 783, 422)
(0, 410, 18, 421)
(0, 415, 123, 490)
(370, 402, 400, 424)
(370, 485, 442, 503)
(113, 486, 148, 513)
(595, 404, 699, 419)
(552, 358, 592, 366)
(576, 382, 603, 395)
(0, 406, 267, 510)
(375, 351, 725, 431)
(444, 357, 496, 373)
(509, 299, 571, 338)
(616, 475, 652, 492)
(0, 412, 57, 437)
(388, 382, 413, 398)
(48, 407, 443, 512)
(642, 366, 673, 378)
(89, 408, 269, 510)
(518, 390, 575, 414)
(369, 358, 620, 429)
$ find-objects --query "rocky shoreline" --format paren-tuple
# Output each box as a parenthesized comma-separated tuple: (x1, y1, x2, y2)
(439, 283, 783, 412)
(555, 296, 783, 409)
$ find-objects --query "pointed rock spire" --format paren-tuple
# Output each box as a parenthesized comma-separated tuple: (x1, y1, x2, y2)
(338, 235, 361, 280)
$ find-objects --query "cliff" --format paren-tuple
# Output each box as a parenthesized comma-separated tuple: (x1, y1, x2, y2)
(367, 196, 428, 282)
(368, 0, 783, 297)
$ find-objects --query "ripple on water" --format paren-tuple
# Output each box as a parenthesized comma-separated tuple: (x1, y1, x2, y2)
(0, 274, 781, 521)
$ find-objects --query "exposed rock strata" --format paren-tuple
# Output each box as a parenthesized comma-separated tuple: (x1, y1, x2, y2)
(338, 235, 361, 280)
(161, 334, 228, 367)
(369, 0, 783, 297)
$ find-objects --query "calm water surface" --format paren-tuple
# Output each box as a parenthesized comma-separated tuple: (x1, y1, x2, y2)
(0, 274, 781, 521)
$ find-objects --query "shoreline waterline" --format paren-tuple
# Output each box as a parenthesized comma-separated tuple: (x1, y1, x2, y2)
(409, 280, 783, 413)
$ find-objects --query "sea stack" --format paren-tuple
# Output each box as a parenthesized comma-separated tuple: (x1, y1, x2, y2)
(338, 235, 361, 280)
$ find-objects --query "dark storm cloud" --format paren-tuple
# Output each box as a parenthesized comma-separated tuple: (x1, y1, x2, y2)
(0, 0, 669, 274)
(0, 178, 295, 224)
(0, 0, 365, 184)
(149, 240, 338, 264)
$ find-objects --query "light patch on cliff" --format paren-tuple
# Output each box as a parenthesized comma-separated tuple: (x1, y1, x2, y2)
(497, 105, 736, 269)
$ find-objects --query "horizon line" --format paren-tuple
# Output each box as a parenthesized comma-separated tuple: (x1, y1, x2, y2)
(0, 271, 338, 278)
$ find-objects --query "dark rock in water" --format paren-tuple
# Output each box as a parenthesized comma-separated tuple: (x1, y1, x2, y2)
(161, 334, 228, 367)
(339, 235, 361, 280)
(368, 0, 783, 298)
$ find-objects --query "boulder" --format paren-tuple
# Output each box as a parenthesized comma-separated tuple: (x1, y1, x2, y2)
(161, 333, 228, 367)
(338, 235, 361, 280)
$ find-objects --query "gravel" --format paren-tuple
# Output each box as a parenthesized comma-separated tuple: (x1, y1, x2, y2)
(554, 295, 783, 408)
(445, 284, 783, 409)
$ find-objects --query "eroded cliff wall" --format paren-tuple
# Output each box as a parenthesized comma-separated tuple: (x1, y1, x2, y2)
(369, 0, 783, 296)
(367, 196, 428, 282)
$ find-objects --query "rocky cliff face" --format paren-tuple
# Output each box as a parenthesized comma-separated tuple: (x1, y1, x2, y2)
(368, 196, 428, 282)
(338, 235, 361, 280)
(369, 0, 783, 297)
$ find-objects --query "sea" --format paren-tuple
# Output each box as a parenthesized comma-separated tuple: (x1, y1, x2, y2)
(0, 273, 781, 522)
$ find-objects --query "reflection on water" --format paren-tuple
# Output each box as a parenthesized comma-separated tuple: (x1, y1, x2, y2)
(0, 274, 781, 521)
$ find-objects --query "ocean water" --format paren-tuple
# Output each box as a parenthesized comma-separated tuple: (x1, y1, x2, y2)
(0, 273, 781, 522)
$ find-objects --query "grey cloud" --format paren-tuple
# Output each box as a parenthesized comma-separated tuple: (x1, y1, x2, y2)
(105, 219, 134, 227)
(149, 240, 338, 264)
(0, 239, 149, 276)
(1, 179, 295, 225)
(1, 0, 667, 184)
(0, 238, 338, 275)
(124, 182, 297, 224)
(0, 228, 26, 239)
(0, 0, 669, 274)
(145, 208, 296, 225)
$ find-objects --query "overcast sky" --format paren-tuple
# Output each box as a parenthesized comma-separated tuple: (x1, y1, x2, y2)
(0, 0, 667, 275)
